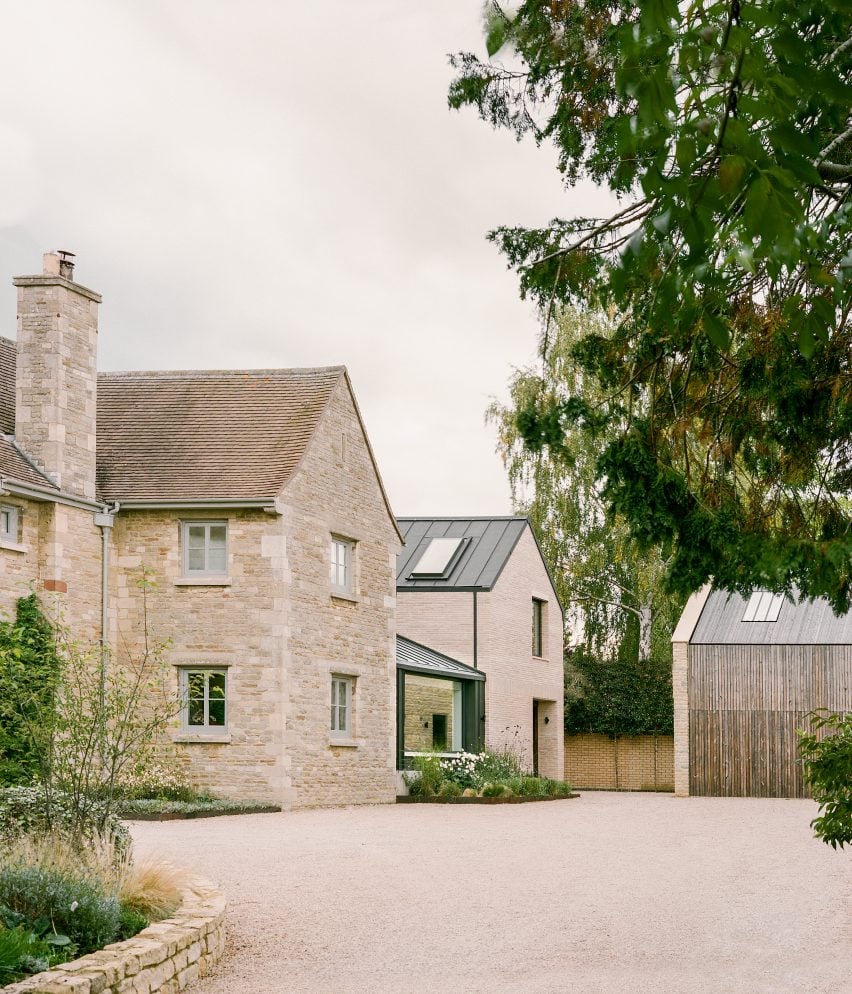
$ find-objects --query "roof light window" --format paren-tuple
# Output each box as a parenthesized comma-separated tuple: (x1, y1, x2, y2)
(409, 537, 467, 579)
(742, 590, 784, 622)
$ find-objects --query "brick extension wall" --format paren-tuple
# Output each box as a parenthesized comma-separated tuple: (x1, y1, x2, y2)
(564, 733, 674, 791)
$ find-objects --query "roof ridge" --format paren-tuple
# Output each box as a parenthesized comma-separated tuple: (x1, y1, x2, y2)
(396, 515, 528, 522)
(99, 366, 346, 380)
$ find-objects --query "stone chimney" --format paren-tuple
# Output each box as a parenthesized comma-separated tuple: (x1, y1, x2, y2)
(13, 251, 101, 500)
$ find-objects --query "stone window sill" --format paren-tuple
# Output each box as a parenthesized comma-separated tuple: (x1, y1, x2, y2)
(331, 590, 359, 604)
(0, 541, 27, 554)
(329, 737, 360, 749)
(173, 733, 232, 745)
(174, 576, 232, 587)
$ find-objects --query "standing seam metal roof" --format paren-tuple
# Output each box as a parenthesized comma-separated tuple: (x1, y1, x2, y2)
(691, 589, 852, 644)
(396, 636, 485, 680)
(395, 517, 529, 591)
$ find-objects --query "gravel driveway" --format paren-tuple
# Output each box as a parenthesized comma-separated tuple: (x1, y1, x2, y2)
(131, 792, 851, 994)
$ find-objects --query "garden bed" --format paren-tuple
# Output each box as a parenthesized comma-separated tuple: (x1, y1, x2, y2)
(2, 875, 226, 994)
(397, 793, 579, 804)
(118, 799, 280, 821)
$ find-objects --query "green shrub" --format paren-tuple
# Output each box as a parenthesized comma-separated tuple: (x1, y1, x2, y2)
(438, 780, 462, 798)
(117, 906, 149, 941)
(480, 783, 507, 798)
(0, 925, 56, 982)
(117, 762, 195, 802)
(505, 776, 548, 797)
(545, 779, 574, 798)
(0, 595, 61, 788)
(0, 862, 122, 957)
(402, 754, 445, 797)
(0, 787, 131, 857)
(799, 710, 852, 849)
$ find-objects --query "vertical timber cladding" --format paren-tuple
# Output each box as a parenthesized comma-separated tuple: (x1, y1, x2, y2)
(688, 643, 852, 797)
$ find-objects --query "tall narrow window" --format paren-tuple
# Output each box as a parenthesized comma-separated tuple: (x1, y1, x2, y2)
(0, 506, 19, 544)
(331, 676, 353, 737)
(180, 668, 228, 733)
(182, 521, 228, 576)
(330, 537, 354, 595)
(532, 598, 545, 657)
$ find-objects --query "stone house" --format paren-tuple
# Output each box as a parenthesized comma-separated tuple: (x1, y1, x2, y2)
(0, 252, 401, 809)
(395, 516, 565, 779)
(672, 585, 852, 797)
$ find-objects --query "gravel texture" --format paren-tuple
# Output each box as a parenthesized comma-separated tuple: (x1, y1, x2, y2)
(131, 792, 851, 994)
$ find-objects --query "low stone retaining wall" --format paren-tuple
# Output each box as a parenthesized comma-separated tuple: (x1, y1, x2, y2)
(3, 876, 226, 994)
(565, 733, 674, 791)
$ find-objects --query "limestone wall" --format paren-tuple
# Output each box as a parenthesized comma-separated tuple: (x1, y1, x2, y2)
(1, 875, 225, 994)
(279, 375, 399, 808)
(112, 508, 287, 805)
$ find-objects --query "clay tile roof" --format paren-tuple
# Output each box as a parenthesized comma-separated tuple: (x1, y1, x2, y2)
(0, 336, 15, 435)
(0, 435, 59, 489)
(96, 367, 344, 502)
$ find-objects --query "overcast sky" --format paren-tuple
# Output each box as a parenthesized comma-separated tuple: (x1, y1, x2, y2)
(0, 1, 611, 516)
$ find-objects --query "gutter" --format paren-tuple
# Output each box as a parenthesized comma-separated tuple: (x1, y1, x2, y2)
(114, 498, 283, 513)
(0, 477, 105, 512)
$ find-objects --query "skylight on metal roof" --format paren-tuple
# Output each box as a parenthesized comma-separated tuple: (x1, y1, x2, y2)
(409, 537, 467, 579)
(742, 590, 785, 622)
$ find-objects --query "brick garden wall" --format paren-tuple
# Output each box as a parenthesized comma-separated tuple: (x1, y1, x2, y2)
(564, 733, 674, 791)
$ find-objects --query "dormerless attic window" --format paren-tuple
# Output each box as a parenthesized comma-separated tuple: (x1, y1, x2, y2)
(742, 590, 784, 623)
(409, 537, 467, 579)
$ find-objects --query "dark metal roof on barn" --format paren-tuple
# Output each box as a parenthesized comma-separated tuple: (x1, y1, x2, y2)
(396, 636, 485, 680)
(396, 516, 529, 592)
(691, 589, 852, 645)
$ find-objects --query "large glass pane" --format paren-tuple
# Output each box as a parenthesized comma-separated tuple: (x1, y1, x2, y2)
(188, 547, 206, 571)
(403, 673, 461, 755)
(188, 698, 205, 725)
(187, 525, 206, 549)
(208, 698, 226, 726)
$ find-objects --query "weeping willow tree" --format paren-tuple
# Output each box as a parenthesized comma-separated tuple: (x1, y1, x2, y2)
(489, 308, 686, 664)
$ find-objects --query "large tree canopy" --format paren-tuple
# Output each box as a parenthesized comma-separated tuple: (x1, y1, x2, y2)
(451, 1, 852, 611)
(489, 308, 685, 663)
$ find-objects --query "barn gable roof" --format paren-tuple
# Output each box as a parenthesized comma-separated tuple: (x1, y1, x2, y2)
(690, 589, 852, 645)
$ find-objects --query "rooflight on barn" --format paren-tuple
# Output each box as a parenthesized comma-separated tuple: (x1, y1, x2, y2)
(742, 590, 785, 623)
(409, 537, 466, 578)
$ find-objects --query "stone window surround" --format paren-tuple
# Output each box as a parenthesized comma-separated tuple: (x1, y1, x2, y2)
(0, 502, 26, 553)
(328, 663, 364, 748)
(330, 533, 358, 602)
(173, 661, 231, 744)
(178, 519, 230, 583)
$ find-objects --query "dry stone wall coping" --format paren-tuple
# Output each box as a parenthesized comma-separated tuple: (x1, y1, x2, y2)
(2, 876, 226, 994)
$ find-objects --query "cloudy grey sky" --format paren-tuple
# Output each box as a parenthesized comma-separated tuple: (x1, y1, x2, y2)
(0, 1, 610, 516)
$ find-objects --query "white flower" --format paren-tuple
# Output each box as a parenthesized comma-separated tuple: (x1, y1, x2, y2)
(70, 901, 79, 912)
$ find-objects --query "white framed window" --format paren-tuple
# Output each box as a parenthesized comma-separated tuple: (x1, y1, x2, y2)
(182, 521, 228, 576)
(330, 536, 354, 595)
(180, 668, 228, 733)
(330, 675, 354, 737)
(532, 598, 546, 657)
(0, 505, 19, 544)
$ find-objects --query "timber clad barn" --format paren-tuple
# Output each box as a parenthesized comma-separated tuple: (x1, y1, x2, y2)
(672, 586, 852, 798)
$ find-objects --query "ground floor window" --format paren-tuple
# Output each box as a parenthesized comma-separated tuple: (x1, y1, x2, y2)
(402, 673, 463, 755)
(180, 668, 227, 734)
(331, 675, 354, 737)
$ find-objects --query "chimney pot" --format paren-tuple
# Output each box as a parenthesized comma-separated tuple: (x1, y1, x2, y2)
(57, 249, 76, 281)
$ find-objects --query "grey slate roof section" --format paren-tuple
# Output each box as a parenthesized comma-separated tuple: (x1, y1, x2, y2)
(691, 589, 852, 645)
(396, 517, 529, 591)
(396, 636, 485, 681)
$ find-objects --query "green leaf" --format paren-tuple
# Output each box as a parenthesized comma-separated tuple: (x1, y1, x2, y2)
(485, 21, 506, 57)
(703, 312, 731, 351)
(719, 155, 747, 195)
